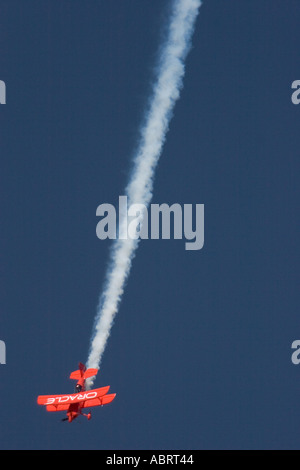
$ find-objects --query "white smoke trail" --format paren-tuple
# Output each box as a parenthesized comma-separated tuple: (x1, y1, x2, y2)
(86, 0, 202, 386)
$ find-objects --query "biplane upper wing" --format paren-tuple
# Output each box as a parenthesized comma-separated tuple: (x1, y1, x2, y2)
(45, 393, 116, 412)
(37, 386, 110, 406)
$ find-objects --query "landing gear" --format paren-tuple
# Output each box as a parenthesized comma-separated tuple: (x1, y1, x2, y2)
(82, 411, 92, 420)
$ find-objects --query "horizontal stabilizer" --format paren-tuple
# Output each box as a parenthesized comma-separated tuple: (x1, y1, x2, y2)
(69, 367, 98, 381)
(69, 370, 82, 380)
(84, 368, 98, 379)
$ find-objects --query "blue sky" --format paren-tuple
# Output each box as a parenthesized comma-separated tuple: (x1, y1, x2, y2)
(1, 0, 300, 450)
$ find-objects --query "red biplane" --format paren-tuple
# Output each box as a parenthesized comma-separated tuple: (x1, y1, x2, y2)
(37, 362, 116, 422)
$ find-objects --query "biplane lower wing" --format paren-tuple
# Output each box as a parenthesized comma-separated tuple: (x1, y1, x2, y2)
(46, 404, 70, 412)
(81, 393, 116, 408)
